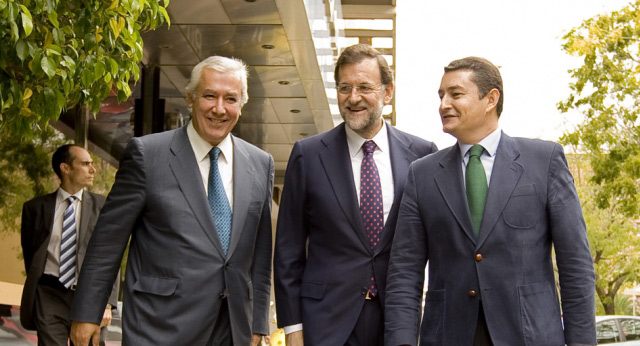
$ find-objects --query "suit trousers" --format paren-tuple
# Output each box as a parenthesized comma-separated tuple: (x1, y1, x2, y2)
(474, 303, 493, 346)
(345, 297, 383, 346)
(35, 275, 75, 346)
(208, 299, 233, 346)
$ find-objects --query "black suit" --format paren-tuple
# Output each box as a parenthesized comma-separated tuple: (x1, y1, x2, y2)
(385, 134, 596, 345)
(20, 190, 118, 344)
(274, 123, 437, 345)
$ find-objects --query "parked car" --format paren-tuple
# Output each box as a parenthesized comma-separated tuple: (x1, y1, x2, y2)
(597, 315, 640, 345)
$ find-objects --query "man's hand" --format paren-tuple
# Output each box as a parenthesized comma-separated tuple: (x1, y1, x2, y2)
(100, 306, 112, 327)
(251, 333, 270, 346)
(71, 322, 101, 346)
(286, 330, 304, 346)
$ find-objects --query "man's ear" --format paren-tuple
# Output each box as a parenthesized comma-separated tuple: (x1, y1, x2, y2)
(485, 88, 500, 113)
(60, 162, 71, 175)
(383, 82, 394, 105)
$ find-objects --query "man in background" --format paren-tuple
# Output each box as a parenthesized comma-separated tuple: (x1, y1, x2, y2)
(274, 44, 438, 346)
(70, 55, 274, 346)
(20, 144, 117, 345)
(384, 57, 596, 345)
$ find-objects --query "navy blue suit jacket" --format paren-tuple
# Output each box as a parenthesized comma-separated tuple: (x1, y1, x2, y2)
(385, 133, 596, 346)
(274, 123, 437, 346)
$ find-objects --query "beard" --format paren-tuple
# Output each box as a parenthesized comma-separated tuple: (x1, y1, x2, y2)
(340, 98, 384, 134)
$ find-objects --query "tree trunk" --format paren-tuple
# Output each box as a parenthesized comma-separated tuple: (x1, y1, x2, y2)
(604, 301, 616, 315)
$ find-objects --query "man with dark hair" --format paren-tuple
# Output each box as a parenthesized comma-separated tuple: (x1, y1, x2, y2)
(274, 44, 438, 346)
(70, 55, 274, 346)
(20, 144, 118, 345)
(384, 57, 596, 345)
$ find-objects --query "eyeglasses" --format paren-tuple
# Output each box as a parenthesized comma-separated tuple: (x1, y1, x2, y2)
(336, 83, 383, 95)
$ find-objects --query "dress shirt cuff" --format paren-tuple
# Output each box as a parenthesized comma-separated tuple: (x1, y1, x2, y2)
(284, 324, 303, 334)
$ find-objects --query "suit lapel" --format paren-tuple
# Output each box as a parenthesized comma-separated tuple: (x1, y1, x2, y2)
(434, 147, 477, 243)
(168, 127, 225, 256)
(226, 137, 254, 259)
(318, 125, 370, 252)
(476, 134, 523, 247)
(42, 192, 56, 236)
(377, 125, 413, 251)
(78, 192, 93, 248)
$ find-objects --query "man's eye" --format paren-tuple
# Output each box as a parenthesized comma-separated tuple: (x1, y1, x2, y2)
(359, 86, 374, 93)
(226, 97, 238, 103)
(338, 86, 351, 93)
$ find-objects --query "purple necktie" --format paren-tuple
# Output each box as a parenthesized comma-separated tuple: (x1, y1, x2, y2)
(360, 141, 382, 296)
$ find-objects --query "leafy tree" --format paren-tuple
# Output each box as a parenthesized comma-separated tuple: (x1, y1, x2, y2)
(0, 125, 116, 235)
(559, 0, 640, 315)
(559, 0, 640, 218)
(580, 177, 640, 315)
(0, 0, 170, 137)
(0, 125, 63, 235)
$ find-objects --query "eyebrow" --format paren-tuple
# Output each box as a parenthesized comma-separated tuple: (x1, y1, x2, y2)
(201, 89, 240, 96)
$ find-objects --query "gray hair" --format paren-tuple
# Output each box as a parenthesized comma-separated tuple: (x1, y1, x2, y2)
(185, 56, 249, 107)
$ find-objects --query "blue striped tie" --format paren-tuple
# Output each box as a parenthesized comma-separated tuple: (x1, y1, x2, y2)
(59, 196, 77, 289)
(208, 147, 232, 255)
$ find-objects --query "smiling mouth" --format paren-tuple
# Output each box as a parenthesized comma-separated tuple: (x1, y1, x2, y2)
(347, 107, 366, 113)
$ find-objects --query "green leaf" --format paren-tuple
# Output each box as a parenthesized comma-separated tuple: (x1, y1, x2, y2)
(15, 40, 28, 61)
(47, 9, 59, 28)
(158, 6, 170, 26)
(19, 8, 33, 37)
(41, 57, 56, 78)
(108, 57, 118, 75)
(10, 21, 19, 42)
(46, 45, 62, 56)
(94, 61, 105, 78)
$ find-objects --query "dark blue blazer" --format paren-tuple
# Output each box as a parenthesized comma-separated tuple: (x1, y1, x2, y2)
(385, 133, 596, 346)
(274, 122, 437, 346)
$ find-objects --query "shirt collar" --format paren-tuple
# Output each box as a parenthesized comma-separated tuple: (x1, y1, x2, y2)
(458, 127, 502, 159)
(57, 187, 84, 202)
(345, 120, 390, 158)
(187, 121, 233, 164)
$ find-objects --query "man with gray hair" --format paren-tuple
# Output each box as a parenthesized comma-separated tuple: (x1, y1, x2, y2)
(70, 56, 274, 346)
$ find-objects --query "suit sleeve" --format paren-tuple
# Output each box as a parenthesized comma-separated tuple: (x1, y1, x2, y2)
(384, 163, 428, 346)
(251, 153, 274, 335)
(547, 144, 596, 344)
(273, 141, 309, 328)
(71, 138, 147, 324)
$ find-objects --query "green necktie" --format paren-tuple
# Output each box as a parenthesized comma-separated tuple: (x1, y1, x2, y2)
(466, 144, 488, 236)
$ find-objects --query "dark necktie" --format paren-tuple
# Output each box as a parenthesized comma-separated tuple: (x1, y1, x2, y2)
(360, 141, 382, 296)
(59, 196, 77, 289)
(466, 144, 488, 236)
(208, 147, 232, 255)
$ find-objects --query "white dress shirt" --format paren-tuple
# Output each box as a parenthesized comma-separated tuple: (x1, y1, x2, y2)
(458, 127, 502, 187)
(284, 121, 395, 335)
(346, 122, 394, 224)
(187, 121, 234, 210)
(44, 188, 84, 283)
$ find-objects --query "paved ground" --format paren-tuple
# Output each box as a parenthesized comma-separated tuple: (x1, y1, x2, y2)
(0, 308, 121, 345)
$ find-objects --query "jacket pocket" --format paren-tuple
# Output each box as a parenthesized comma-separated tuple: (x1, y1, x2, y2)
(248, 281, 253, 300)
(299, 281, 326, 300)
(420, 289, 445, 345)
(503, 184, 539, 229)
(132, 275, 179, 296)
(518, 282, 563, 346)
